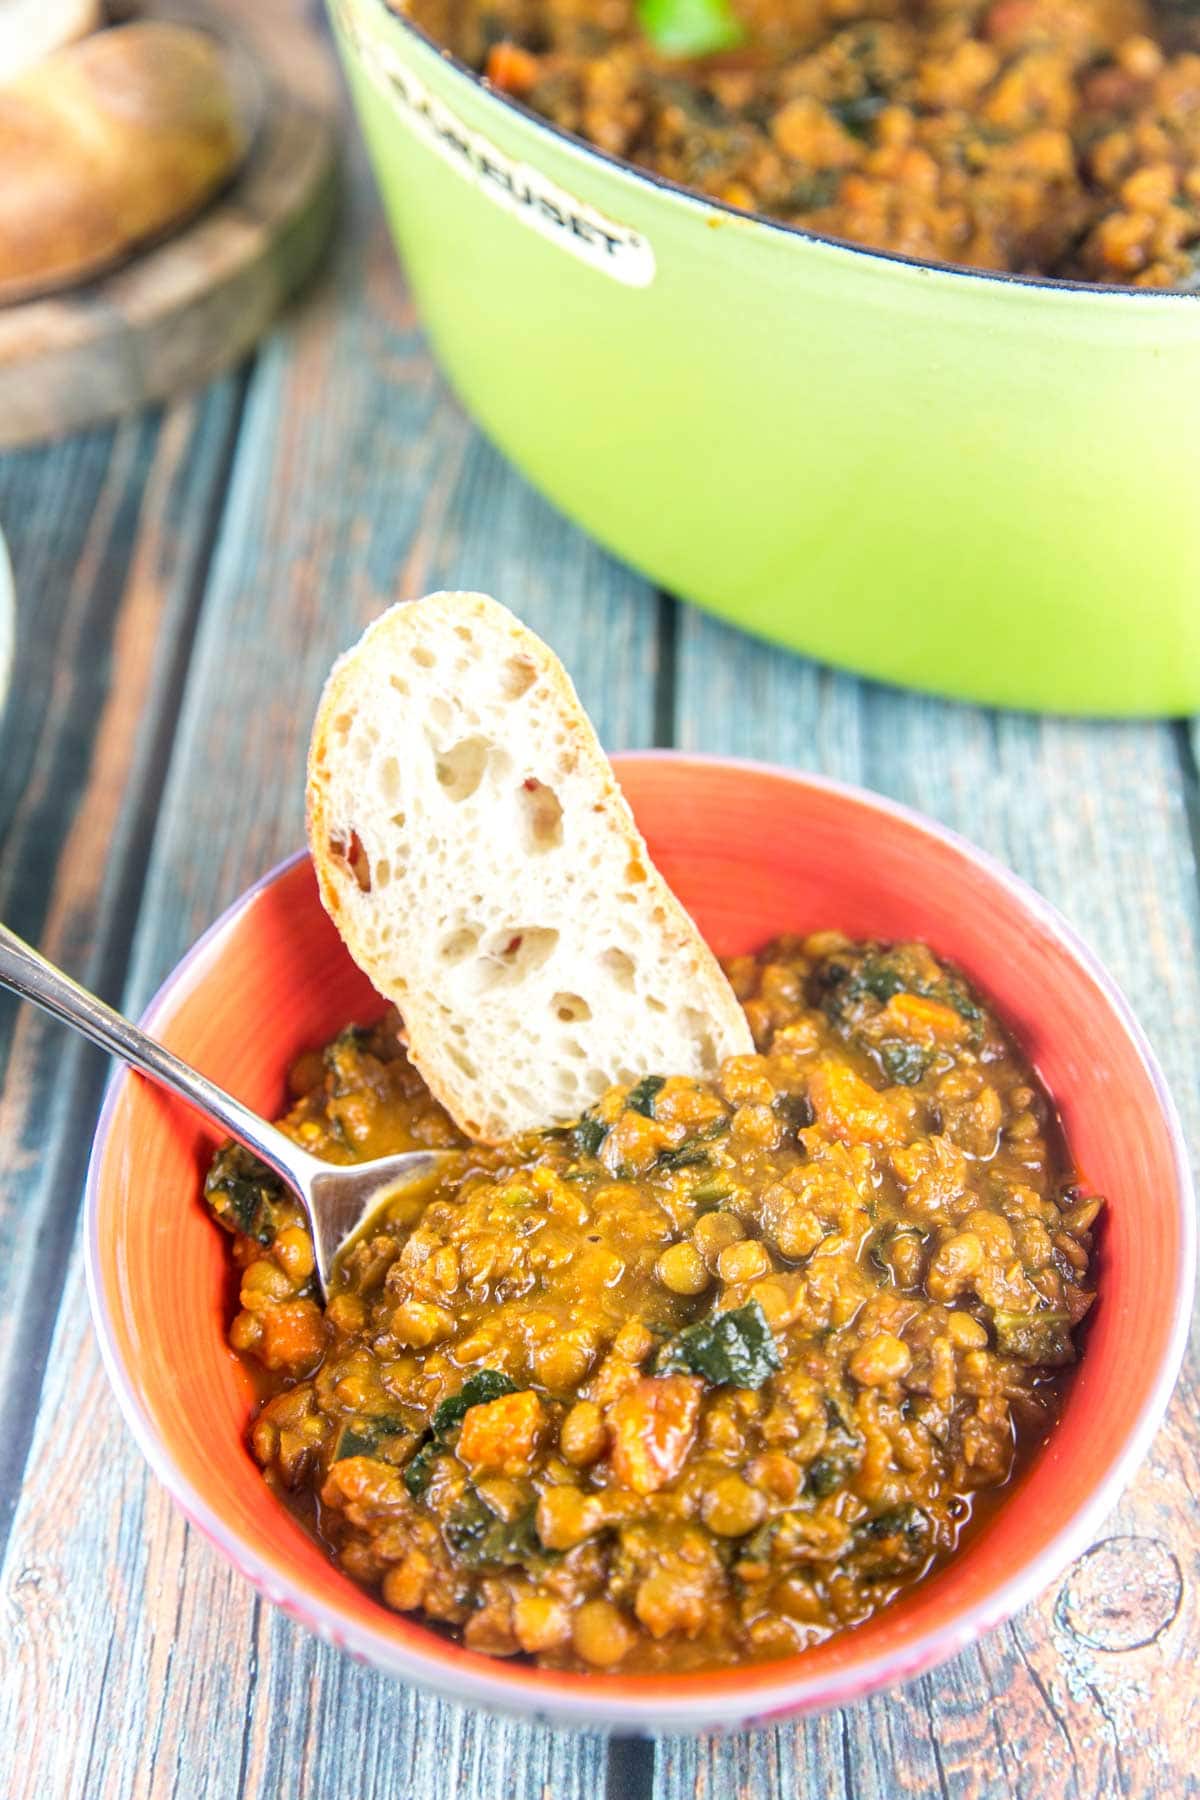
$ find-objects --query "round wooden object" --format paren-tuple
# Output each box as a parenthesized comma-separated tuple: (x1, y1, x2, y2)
(0, 5, 338, 449)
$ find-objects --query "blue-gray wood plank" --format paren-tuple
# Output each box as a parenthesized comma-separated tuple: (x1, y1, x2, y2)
(2, 76, 1198, 1800)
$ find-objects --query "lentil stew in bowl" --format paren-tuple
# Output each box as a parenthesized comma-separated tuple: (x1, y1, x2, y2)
(402, 0, 1200, 287)
(205, 930, 1100, 1674)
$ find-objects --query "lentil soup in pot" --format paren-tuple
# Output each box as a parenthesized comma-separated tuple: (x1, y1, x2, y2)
(205, 933, 1100, 1673)
(402, 0, 1200, 287)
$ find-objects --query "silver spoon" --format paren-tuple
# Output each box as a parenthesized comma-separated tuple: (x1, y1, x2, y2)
(0, 921, 456, 1296)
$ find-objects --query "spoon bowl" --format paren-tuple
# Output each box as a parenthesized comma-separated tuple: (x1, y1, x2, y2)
(0, 920, 456, 1294)
(308, 1151, 453, 1283)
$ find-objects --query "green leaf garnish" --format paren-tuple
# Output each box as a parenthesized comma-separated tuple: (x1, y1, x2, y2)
(403, 1440, 441, 1499)
(333, 1415, 406, 1462)
(637, 0, 744, 59)
(626, 1074, 666, 1118)
(573, 1113, 609, 1156)
(442, 1496, 546, 1568)
(879, 1039, 934, 1086)
(656, 1300, 781, 1387)
(204, 1145, 285, 1246)
(655, 1141, 711, 1171)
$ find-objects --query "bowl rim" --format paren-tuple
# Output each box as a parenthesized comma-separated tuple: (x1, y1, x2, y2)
(84, 751, 1196, 1729)
(352, 0, 1200, 307)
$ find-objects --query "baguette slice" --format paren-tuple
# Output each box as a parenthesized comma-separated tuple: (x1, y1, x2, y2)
(307, 593, 753, 1141)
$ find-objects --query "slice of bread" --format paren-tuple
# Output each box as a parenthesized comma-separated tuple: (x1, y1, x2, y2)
(307, 593, 753, 1141)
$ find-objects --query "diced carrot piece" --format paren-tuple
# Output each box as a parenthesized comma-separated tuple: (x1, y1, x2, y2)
(258, 1301, 327, 1373)
(457, 1389, 546, 1476)
(485, 42, 540, 96)
(807, 1057, 896, 1145)
(607, 1376, 702, 1496)
(883, 992, 969, 1045)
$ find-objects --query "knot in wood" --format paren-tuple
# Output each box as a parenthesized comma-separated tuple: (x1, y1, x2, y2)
(1057, 1535, 1182, 1652)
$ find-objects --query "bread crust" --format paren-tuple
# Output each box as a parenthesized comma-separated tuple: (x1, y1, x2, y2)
(307, 593, 753, 1140)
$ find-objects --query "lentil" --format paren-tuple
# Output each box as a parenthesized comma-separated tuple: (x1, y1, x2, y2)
(655, 1240, 713, 1295)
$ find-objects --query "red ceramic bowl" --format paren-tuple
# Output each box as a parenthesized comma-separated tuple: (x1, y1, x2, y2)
(85, 755, 1194, 1732)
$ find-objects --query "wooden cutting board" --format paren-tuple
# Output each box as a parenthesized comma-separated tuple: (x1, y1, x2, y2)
(0, 0, 339, 448)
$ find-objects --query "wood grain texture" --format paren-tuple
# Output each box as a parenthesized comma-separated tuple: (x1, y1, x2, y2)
(0, 376, 246, 1544)
(0, 128, 658, 1800)
(658, 611, 1200, 1800)
(0, 0, 337, 450)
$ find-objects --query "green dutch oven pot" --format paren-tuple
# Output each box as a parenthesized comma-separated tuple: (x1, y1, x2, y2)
(329, 0, 1200, 715)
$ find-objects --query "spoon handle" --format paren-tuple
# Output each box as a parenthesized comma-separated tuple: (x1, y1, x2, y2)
(0, 921, 315, 1191)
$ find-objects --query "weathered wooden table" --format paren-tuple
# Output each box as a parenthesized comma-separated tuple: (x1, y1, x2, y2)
(2, 27, 1197, 1798)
